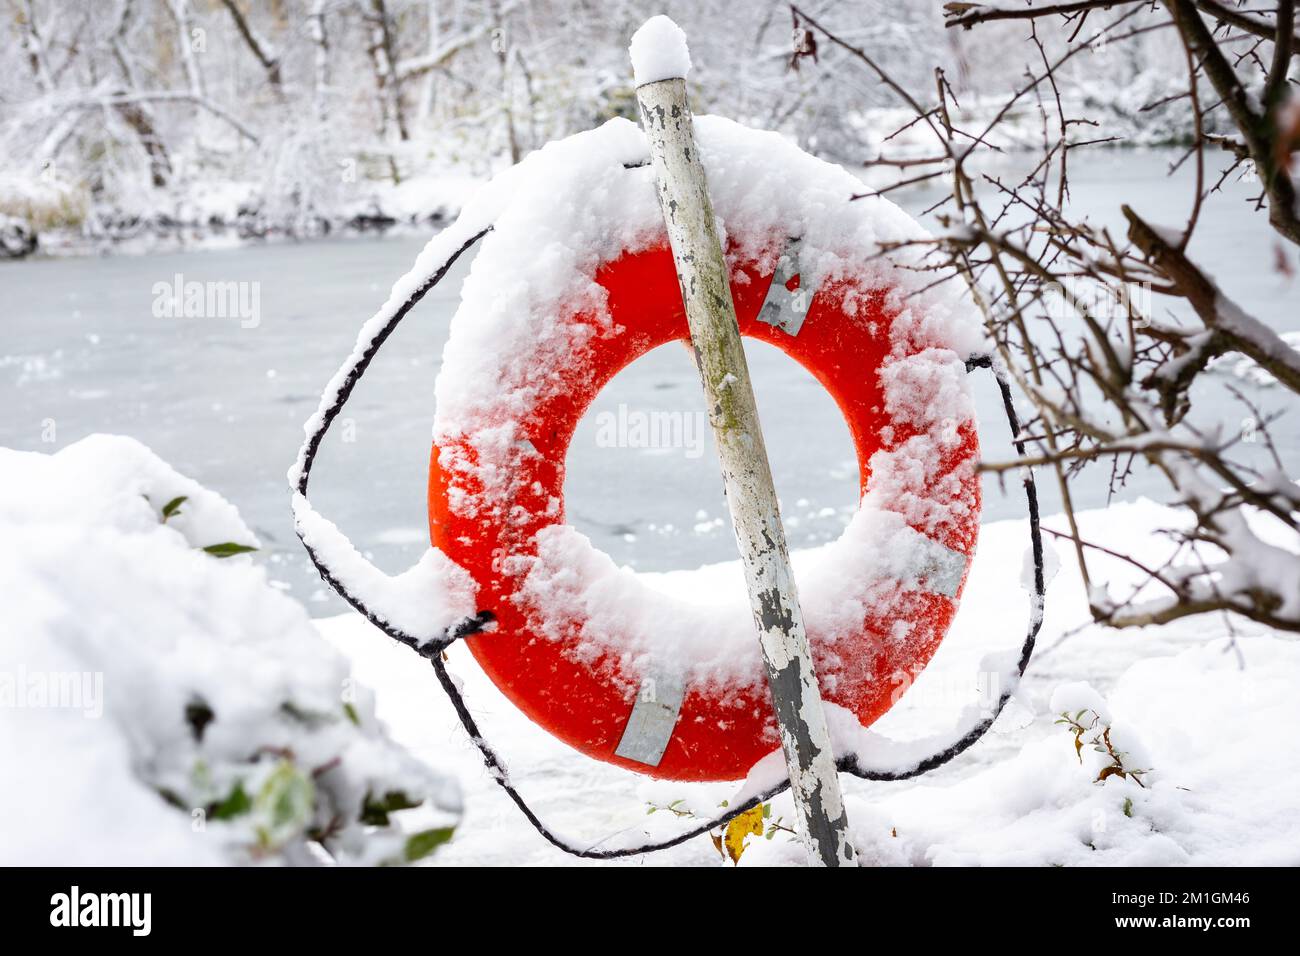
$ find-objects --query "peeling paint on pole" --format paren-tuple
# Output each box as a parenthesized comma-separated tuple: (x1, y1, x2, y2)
(634, 74, 856, 867)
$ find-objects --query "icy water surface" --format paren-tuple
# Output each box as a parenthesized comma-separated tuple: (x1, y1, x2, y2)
(3, 150, 1295, 609)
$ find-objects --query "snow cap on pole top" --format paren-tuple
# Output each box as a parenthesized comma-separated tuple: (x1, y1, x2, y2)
(629, 15, 692, 87)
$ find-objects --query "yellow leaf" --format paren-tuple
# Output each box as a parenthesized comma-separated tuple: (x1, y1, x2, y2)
(1096, 765, 1126, 784)
(723, 805, 766, 864)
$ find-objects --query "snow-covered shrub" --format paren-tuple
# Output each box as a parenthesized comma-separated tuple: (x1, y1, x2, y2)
(0, 173, 88, 233)
(1051, 683, 1152, 789)
(0, 435, 459, 866)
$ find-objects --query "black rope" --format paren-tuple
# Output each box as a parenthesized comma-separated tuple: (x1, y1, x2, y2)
(292, 221, 1046, 860)
(292, 226, 495, 659)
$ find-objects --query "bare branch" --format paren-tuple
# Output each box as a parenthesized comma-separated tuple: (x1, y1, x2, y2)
(218, 0, 283, 91)
(1124, 204, 1300, 395)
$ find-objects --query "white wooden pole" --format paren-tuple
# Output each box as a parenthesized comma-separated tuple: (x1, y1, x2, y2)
(631, 18, 855, 867)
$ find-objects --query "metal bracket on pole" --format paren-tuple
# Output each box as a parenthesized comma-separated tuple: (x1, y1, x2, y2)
(630, 17, 855, 867)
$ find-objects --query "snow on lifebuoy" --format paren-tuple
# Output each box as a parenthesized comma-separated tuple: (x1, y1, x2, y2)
(425, 115, 988, 781)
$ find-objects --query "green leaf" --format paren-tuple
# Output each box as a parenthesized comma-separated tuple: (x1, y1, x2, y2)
(280, 701, 313, 724)
(161, 495, 187, 521)
(202, 542, 258, 558)
(1122, 797, 1134, 818)
(280, 701, 336, 727)
(404, 827, 455, 862)
(212, 781, 251, 820)
(255, 762, 314, 835)
(343, 702, 360, 726)
(361, 790, 422, 827)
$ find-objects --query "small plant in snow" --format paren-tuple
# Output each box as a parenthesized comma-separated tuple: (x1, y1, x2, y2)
(644, 798, 693, 819)
(1056, 709, 1150, 788)
(647, 798, 795, 863)
(1051, 683, 1151, 788)
(164, 694, 457, 866)
(154, 494, 259, 558)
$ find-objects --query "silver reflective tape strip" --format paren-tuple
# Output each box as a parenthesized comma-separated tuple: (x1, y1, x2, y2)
(613, 668, 685, 767)
(899, 528, 969, 598)
(758, 237, 812, 337)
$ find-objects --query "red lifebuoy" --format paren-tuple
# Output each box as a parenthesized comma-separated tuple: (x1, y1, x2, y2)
(428, 241, 980, 782)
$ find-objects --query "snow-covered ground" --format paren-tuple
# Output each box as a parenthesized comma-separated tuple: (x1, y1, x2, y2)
(320, 492, 1299, 866)
(4, 432, 1295, 866)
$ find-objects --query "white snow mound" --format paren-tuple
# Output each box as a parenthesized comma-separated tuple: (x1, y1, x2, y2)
(0, 436, 460, 866)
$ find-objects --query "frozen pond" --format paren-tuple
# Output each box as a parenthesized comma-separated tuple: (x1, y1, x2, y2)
(2, 149, 1295, 610)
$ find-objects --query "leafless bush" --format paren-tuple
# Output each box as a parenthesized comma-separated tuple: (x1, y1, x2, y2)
(793, 1, 1300, 633)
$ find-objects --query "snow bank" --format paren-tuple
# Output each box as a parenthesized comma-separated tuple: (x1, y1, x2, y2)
(320, 496, 1299, 866)
(0, 171, 87, 233)
(743, 636, 1300, 867)
(0, 436, 459, 865)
